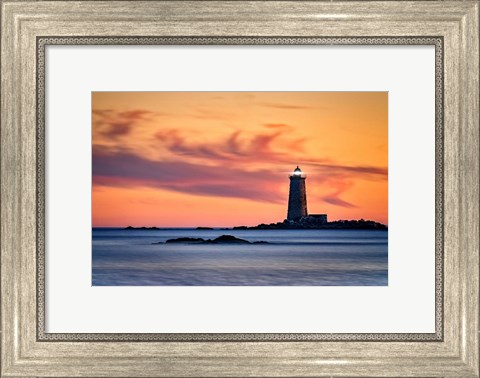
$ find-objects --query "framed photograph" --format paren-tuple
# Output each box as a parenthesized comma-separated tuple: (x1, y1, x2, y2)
(1, 1, 478, 377)
(91, 91, 389, 287)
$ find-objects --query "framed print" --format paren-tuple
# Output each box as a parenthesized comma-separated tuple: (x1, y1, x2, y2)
(1, 1, 478, 377)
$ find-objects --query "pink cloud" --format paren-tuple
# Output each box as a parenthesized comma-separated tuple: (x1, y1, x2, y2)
(93, 123, 386, 208)
(93, 109, 158, 139)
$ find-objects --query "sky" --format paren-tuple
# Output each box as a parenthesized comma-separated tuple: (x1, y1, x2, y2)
(92, 92, 388, 227)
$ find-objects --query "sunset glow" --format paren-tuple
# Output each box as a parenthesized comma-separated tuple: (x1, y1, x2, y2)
(92, 92, 388, 227)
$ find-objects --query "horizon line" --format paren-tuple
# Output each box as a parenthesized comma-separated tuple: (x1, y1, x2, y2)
(92, 219, 388, 228)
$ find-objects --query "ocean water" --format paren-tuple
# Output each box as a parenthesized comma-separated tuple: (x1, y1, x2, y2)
(92, 228, 388, 286)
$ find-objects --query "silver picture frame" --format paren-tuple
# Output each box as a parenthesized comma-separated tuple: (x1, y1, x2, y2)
(1, 1, 478, 376)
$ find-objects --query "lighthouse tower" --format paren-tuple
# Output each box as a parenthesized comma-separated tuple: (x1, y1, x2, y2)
(287, 166, 308, 221)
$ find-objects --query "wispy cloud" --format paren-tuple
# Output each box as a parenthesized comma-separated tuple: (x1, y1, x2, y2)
(93, 124, 386, 208)
(92, 111, 386, 209)
(321, 181, 357, 208)
(153, 128, 387, 181)
(309, 163, 388, 178)
(92, 145, 285, 203)
(154, 128, 313, 165)
(323, 197, 356, 208)
(93, 109, 157, 139)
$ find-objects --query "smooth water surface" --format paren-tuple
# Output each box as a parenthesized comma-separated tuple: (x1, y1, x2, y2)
(92, 228, 388, 286)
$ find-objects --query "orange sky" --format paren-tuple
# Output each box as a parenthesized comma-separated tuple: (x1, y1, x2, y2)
(92, 92, 388, 227)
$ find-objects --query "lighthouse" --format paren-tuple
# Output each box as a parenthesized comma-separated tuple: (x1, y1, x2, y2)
(287, 166, 308, 221)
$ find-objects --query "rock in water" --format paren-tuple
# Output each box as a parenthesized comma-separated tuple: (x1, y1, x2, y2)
(160, 235, 269, 245)
(125, 226, 160, 230)
(210, 235, 250, 244)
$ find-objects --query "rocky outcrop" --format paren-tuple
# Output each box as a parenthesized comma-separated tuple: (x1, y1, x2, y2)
(161, 235, 269, 245)
(232, 218, 387, 230)
(124, 226, 160, 230)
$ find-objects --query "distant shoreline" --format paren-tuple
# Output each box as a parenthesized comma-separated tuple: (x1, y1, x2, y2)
(114, 219, 387, 231)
